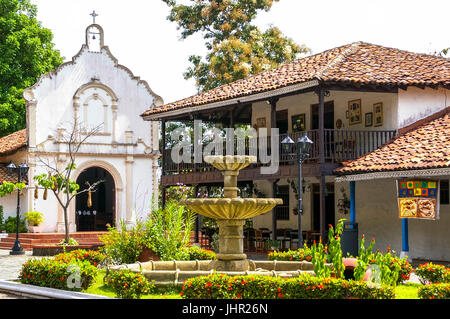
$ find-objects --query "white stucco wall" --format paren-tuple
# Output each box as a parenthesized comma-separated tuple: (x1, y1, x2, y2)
(397, 86, 450, 128)
(252, 90, 398, 131)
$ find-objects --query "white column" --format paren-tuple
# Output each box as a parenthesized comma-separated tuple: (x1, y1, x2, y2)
(125, 130, 134, 226)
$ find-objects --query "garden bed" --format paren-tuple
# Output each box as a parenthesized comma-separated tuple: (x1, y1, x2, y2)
(32, 244, 102, 256)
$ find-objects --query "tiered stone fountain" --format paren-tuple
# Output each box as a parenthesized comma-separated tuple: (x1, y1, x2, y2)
(109, 155, 317, 286)
(181, 155, 283, 271)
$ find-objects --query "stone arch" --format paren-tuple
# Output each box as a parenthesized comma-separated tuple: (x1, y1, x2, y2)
(69, 160, 123, 231)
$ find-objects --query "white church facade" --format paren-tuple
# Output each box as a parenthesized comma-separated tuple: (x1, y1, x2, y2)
(0, 23, 162, 233)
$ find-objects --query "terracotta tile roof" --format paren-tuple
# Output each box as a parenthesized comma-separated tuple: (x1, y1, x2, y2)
(0, 166, 21, 183)
(0, 129, 27, 156)
(334, 108, 450, 175)
(142, 42, 450, 118)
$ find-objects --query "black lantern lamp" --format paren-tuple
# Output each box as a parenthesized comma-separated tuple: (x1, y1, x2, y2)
(7, 161, 29, 255)
(297, 134, 313, 162)
(281, 133, 313, 249)
(281, 135, 294, 154)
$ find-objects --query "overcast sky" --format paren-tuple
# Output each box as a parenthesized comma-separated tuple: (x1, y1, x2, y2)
(32, 0, 449, 105)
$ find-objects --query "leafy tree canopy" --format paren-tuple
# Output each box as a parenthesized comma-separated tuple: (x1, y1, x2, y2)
(162, 0, 310, 92)
(0, 0, 63, 137)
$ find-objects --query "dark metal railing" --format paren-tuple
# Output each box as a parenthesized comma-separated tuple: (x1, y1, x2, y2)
(162, 129, 396, 175)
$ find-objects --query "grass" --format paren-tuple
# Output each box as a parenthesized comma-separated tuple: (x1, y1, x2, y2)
(83, 270, 182, 299)
(394, 283, 420, 299)
(85, 270, 422, 299)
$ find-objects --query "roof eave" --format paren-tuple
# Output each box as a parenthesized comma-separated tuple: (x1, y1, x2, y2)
(141, 79, 320, 121)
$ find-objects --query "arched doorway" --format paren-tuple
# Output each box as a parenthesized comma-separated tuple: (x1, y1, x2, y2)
(75, 167, 115, 231)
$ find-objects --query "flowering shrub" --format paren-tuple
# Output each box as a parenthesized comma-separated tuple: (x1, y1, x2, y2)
(268, 246, 313, 262)
(418, 283, 450, 299)
(19, 258, 97, 291)
(104, 269, 155, 299)
(415, 263, 450, 284)
(53, 249, 106, 267)
(99, 219, 147, 264)
(182, 245, 216, 260)
(353, 235, 411, 285)
(180, 273, 394, 299)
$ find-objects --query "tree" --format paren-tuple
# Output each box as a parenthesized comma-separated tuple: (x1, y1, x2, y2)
(0, 0, 63, 137)
(162, 0, 310, 92)
(33, 122, 103, 244)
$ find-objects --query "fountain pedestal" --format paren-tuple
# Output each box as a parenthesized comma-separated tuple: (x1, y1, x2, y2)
(210, 219, 248, 271)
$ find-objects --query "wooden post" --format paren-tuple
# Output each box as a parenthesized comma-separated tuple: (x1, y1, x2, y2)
(317, 87, 327, 240)
(194, 184, 199, 243)
(270, 98, 278, 240)
(161, 119, 166, 176)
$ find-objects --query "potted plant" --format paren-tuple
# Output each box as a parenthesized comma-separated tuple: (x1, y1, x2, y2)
(24, 211, 44, 233)
(265, 239, 281, 251)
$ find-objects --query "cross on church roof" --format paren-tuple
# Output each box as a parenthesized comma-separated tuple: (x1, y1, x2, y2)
(90, 10, 98, 24)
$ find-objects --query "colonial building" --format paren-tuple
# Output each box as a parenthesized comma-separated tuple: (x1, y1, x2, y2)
(335, 107, 450, 261)
(0, 23, 162, 233)
(141, 41, 450, 260)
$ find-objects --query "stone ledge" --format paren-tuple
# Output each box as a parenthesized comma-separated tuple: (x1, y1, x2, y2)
(0, 280, 113, 299)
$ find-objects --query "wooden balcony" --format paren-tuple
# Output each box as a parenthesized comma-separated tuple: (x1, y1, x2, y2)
(161, 129, 396, 185)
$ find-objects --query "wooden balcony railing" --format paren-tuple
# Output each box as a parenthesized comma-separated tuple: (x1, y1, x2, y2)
(162, 129, 396, 175)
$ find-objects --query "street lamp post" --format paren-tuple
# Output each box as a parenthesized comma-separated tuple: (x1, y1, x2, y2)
(281, 133, 313, 249)
(7, 161, 29, 255)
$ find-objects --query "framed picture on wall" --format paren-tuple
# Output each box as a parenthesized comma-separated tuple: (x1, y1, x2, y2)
(256, 117, 266, 128)
(291, 113, 306, 132)
(365, 112, 373, 127)
(348, 99, 362, 125)
(373, 102, 383, 127)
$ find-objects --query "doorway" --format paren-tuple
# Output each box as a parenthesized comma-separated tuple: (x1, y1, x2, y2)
(311, 101, 334, 130)
(276, 110, 289, 135)
(311, 183, 335, 232)
(75, 167, 115, 231)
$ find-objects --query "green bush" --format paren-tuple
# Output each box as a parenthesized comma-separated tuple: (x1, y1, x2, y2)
(144, 202, 196, 261)
(53, 249, 106, 267)
(104, 269, 155, 299)
(353, 236, 411, 285)
(415, 263, 450, 284)
(99, 219, 147, 264)
(180, 273, 395, 299)
(19, 258, 97, 291)
(182, 245, 216, 260)
(418, 283, 450, 299)
(4, 216, 28, 233)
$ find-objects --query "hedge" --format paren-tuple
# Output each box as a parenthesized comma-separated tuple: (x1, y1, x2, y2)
(182, 245, 216, 260)
(180, 273, 395, 299)
(415, 262, 450, 284)
(53, 249, 106, 267)
(19, 258, 97, 291)
(104, 269, 155, 299)
(418, 283, 450, 299)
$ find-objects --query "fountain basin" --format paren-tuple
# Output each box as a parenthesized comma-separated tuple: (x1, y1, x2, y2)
(180, 198, 283, 220)
(108, 260, 320, 287)
(204, 155, 256, 172)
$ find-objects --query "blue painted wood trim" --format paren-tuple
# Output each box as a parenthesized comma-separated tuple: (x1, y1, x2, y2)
(402, 218, 409, 252)
(350, 181, 356, 223)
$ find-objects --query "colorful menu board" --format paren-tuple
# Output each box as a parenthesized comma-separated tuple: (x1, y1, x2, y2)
(397, 180, 439, 220)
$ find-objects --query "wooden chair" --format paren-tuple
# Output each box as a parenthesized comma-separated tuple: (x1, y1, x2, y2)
(254, 229, 265, 252)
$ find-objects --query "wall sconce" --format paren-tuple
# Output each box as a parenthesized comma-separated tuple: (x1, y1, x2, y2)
(337, 187, 350, 214)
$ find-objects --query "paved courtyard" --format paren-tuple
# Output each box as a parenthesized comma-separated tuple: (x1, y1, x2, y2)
(0, 249, 41, 281)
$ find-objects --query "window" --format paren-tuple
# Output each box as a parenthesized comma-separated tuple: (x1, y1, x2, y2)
(440, 180, 449, 205)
